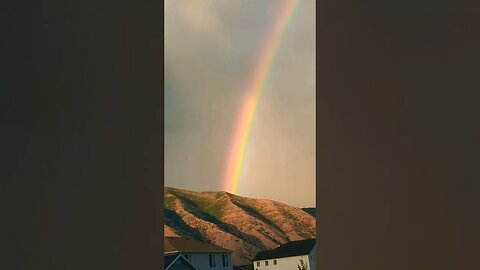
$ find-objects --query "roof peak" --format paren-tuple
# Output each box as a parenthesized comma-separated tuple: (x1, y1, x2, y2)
(253, 238, 316, 261)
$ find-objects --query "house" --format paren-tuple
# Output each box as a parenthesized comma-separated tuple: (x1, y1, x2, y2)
(165, 252, 198, 270)
(252, 238, 316, 270)
(165, 237, 233, 270)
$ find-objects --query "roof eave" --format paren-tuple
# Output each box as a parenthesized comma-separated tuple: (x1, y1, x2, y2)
(253, 253, 311, 261)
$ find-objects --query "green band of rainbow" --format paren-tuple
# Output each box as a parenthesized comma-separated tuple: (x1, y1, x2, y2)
(222, 0, 301, 194)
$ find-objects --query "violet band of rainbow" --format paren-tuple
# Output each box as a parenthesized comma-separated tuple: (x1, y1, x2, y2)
(222, 0, 301, 194)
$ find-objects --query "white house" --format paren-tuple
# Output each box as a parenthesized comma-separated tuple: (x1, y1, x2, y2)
(165, 237, 233, 270)
(252, 238, 316, 270)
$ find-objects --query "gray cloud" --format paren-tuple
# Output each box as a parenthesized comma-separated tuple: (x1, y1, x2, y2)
(165, 0, 315, 207)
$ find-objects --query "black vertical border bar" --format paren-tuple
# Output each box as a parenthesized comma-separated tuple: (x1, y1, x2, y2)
(1, 0, 165, 269)
(316, 1, 480, 269)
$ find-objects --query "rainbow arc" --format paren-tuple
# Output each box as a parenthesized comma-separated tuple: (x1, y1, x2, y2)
(222, 0, 301, 194)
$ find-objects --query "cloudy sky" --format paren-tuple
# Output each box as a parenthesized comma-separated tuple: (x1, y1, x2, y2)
(164, 0, 315, 207)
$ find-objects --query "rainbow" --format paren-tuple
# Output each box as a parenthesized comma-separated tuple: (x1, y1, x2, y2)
(222, 0, 301, 194)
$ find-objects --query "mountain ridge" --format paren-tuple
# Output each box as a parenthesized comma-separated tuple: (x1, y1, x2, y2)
(164, 187, 316, 266)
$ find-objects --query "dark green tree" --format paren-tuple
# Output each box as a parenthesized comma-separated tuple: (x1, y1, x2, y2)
(297, 259, 308, 270)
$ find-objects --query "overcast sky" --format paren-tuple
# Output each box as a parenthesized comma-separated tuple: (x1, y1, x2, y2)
(164, 0, 315, 207)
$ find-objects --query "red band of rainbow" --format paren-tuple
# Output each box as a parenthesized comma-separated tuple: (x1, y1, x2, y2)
(222, 0, 301, 194)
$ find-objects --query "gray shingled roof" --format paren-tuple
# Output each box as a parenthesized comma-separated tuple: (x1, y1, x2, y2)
(164, 237, 231, 253)
(253, 238, 316, 261)
(164, 252, 197, 270)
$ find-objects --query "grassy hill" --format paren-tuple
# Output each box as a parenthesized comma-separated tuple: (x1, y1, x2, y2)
(164, 187, 316, 266)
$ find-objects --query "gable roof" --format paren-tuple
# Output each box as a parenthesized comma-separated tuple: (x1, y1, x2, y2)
(164, 253, 180, 269)
(164, 252, 197, 270)
(253, 238, 316, 261)
(164, 237, 231, 253)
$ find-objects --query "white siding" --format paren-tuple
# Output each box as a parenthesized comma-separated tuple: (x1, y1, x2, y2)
(253, 255, 312, 270)
(183, 252, 233, 270)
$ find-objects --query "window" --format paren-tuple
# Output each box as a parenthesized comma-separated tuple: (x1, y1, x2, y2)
(273, 260, 277, 265)
(256, 262, 260, 267)
(265, 260, 269, 266)
(222, 254, 229, 267)
(184, 254, 191, 262)
(209, 254, 216, 268)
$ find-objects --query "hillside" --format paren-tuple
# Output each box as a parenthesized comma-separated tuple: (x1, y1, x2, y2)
(164, 187, 316, 266)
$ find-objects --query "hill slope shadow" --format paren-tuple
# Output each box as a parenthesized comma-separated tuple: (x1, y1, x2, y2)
(172, 193, 268, 250)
